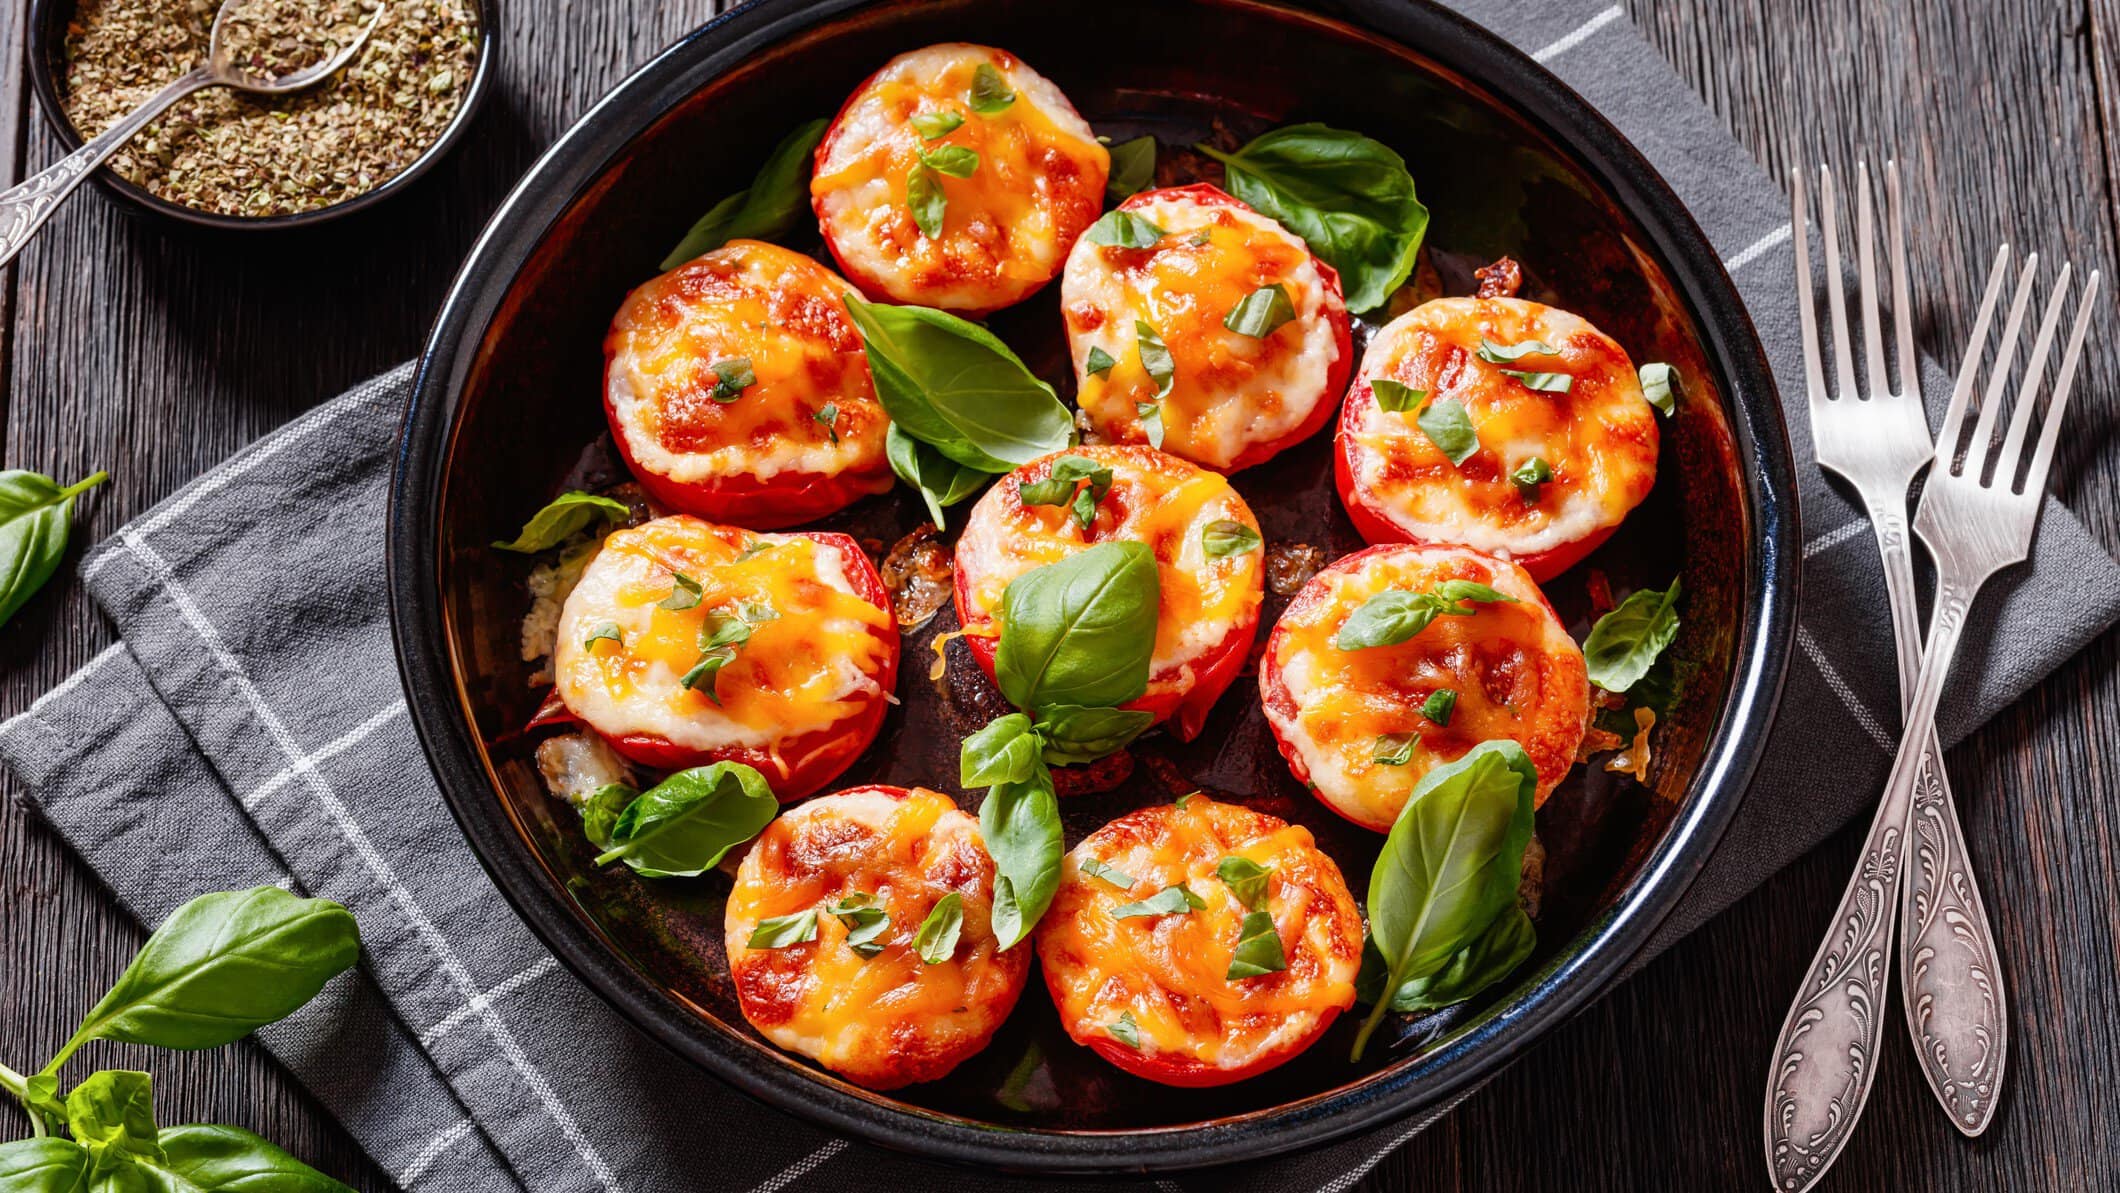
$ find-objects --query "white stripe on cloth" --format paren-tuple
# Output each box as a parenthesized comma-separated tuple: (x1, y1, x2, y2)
(1724, 220, 1794, 274)
(118, 528, 623, 1193)
(240, 699, 409, 811)
(421, 957, 563, 1048)
(1531, 4, 1624, 62)
(1804, 518, 1872, 559)
(21, 642, 127, 715)
(401, 1118, 477, 1186)
(1797, 624, 1894, 751)
(745, 1139, 848, 1193)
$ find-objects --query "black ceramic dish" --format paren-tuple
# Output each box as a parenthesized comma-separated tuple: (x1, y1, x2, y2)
(26, 0, 494, 230)
(389, 0, 1799, 1174)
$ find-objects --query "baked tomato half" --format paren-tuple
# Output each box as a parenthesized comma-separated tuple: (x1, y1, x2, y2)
(811, 43, 1108, 315)
(1035, 796, 1363, 1086)
(1062, 184, 1352, 473)
(726, 786, 1030, 1090)
(952, 445, 1264, 741)
(603, 240, 892, 529)
(1335, 296, 1659, 580)
(550, 515, 898, 800)
(1260, 543, 1590, 832)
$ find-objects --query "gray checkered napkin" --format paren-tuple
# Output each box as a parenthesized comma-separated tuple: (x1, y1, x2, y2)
(5, 2, 2117, 1190)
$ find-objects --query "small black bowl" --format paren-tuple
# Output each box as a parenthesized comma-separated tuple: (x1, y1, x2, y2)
(25, 0, 494, 230)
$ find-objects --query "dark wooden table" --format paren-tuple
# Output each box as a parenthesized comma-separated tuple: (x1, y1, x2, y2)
(4, 1, 2116, 1188)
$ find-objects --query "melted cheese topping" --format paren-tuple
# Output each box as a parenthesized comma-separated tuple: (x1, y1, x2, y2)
(1261, 545, 1589, 832)
(954, 445, 1265, 681)
(605, 240, 889, 487)
(552, 516, 893, 752)
(726, 787, 1029, 1090)
(812, 43, 1108, 312)
(1064, 189, 1342, 470)
(1036, 797, 1362, 1073)
(1344, 297, 1658, 557)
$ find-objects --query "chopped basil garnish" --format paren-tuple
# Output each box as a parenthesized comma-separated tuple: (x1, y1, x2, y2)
(1135, 320, 1175, 398)
(1136, 401, 1165, 449)
(1421, 688, 1458, 725)
(914, 893, 964, 964)
(748, 909, 819, 949)
(681, 600, 777, 705)
(1214, 856, 1271, 910)
(583, 623, 622, 651)
(1371, 378, 1426, 414)
(1079, 857, 1135, 890)
(1085, 345, 1117, 378)
(826, 894, 890, 957)
(1226, 910, 1289, 979)
(735, 537, 777, 562)
(1335, 581, 1519, 650)
(1639, 362, 1677, 414)
(814, 402, 840, 445)
(1200, 520, 1262, 557)
(1110, 883, 1206, 919)
(1174, 791, 1195, 810)
(1086, 209, 1169, 249)
(1105, 135, 1156, 202)
(1475, 336, 1556, 363)
(1416, 397, 1479, 464)
(1500, 369, 1573, 393)
(1017, 455, 1114, 530)
(919, 144, 980, 178)
(969, 62, 1015, 114)
(911, 110, 965, 140)
(1511, 456, 1553, 499)
(1186, 228, 1212, 247)
(1224, 284, 1295, 338)
(658, 571, 704, 612)
(907, 163, 946, 239)
(709, 357, 755, 403)
(1108, 1011, 1141, 1049)
(1373, 732, 1416, 766)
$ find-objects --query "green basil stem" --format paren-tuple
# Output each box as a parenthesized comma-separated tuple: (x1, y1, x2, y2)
(57, 472, 109, 502)
(0, 1060, 46, 1136)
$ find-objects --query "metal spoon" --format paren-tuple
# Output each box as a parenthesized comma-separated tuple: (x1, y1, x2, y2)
(0, 0, 382, 264)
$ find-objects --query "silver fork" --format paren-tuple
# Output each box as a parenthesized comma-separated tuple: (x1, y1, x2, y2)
(1765, 219, 2098, 1188)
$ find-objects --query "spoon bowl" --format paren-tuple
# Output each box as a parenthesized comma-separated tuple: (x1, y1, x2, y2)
(206, 0, 387, 95)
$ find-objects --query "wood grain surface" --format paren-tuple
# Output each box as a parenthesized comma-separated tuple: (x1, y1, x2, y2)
(3, 1, 2116, 1189)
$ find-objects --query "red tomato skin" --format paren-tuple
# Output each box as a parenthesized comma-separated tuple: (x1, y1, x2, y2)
(1069, 1000, 1341, 1088)
(1332, 392, 1616, 582)
(581, 531, 899, 802)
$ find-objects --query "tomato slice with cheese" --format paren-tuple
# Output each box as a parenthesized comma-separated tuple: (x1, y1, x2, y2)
(551, 515, 898, 800)
(1063, 184, 1352, 472)
(811, 43, 1109, 315)
(952, 445, 1264, 741)
(726, 786, 1030, 1090)
(1259, 543, 1590, 832)
(603, 240, 892, 529)
(1035, 796, 1363, 1086)
(1335, 297, 1659, 579)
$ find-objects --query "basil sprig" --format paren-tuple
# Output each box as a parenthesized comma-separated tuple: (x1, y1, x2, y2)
(662, 118, 828, 270)
(1198, 123, 1429, 313)
(1105, 135, 1157, 201)
(1582, 578, 1682, 693)
(1017, 455, 1114, 530)
(1351, 740, 1537, 1060)
(1335, 581, 1519, 650)
(493, 489, 627, 553)
(593, 762, 779, 878)
(0, 469, 107, 628)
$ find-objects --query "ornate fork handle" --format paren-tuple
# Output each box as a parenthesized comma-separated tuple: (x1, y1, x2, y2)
(0, 67, 212, 269)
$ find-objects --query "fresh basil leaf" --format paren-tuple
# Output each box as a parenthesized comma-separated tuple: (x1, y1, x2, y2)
(919, 144, 981, 178)
(1416, 397, 1479, 465)
(1223, 284, 1295, 338)
(1108, 1011, 1141, 1049)
(1226, 910, 1288, 980)
(994, 540, 1161, 712)
(1214, 856, 1271, 909)
(887, 423, 994, 526)
(659, 571, 703, 612)
(1110, 883, 1206, 919)
(961, 713, 1043, 787)
(594, 762, 779, 878)
(1198, 123, 1428, 312)
(969, 62, 1015, 113)
(981, 767, 1063, 949)
(1078, 857, 1135, 890)
(1032, 704, 1155, 765)
(1200, 520, 1262, 558)
(67, 1070, 163, 1168)
(492, 489, 627, 553)
(907, 163, 946, 239)
(17, 1072, 64, 1132)
(748, 909, 819, 949)
(0, 1138, 90, 1192)
(1370, 379, 1425, 414)
(1475, 337, 1556, 363)
(1334, 582, 1517, 650)
(0, 470, 106, 630)
(1086, 210, 1169, 249)
(1350, 740, 1537, 1060)
(153, 1123, 354, 1192)
(1084, 346, 1117, 378)
(915, 893, 965, 964)
(814, 402, 840, 445)
(1421, 689, 1458, 725)
(1639, 362, 1677, 415)
(842, 295, 1073, 472)
(1510, 456, 1553, 499)
(1583, 578, 1682, 693)
(1373, 732, 1416, 766)
(1135, 320, 1176, 399)
(911, 110, 964, 140)
(827, 895, 891, 957)
(1017, 455, 1113, 530)
(1358, 903, 1536, 1012)
(1500, 369, 1573, 393)
(578, 783, 634, 851)
(661, 118, 829, 270)
(1137, 401, 1165, 449)
(58, 888, 358, 1063)
(1105, 135, 1156, 201)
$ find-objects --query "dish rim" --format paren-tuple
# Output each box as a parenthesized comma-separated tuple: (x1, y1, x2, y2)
(385, 0, 1800, 1172)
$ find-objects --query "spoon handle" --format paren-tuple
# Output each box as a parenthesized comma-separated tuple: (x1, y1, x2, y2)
(0, 67, 214, 269)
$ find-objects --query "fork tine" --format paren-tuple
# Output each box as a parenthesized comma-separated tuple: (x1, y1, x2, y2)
(1817, 165, 1861, 402)
(1791, 167, 1830, 412)
(1996, 262, 2072, 487)
(1937, 245, 2013, 471)
(1966, 253, 2041, 480)
(1885, 161, 1919, 400)
(2023, 270, 2100, 499)
(1854, 161, 1890, 398)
